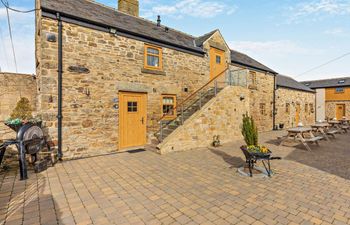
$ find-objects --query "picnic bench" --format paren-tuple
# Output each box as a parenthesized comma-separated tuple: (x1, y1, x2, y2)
(329, 120, 347, 133)
(279, 127, 323, 151)
(311, 123, 331, 141)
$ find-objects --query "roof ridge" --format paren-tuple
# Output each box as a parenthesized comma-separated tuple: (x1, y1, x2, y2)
(302, 76, 350, 83)
(82, 0, 197, 39)
(196, 29, 218, 39)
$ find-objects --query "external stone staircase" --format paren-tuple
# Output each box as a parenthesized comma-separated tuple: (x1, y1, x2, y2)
(154, 87, 224, 143)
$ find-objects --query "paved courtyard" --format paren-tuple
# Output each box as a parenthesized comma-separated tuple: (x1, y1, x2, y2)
(1, 131, 350, 225)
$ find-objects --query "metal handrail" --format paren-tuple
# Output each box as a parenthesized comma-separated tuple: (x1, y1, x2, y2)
(158, 64, 230, 122)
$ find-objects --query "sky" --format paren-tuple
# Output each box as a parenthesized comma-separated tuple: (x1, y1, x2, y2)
(0, 0, 349, 81)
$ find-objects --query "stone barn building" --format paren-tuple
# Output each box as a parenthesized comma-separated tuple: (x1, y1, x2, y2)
(302, 77, 350, 121)
(34, 0, 282, 158)
(275, 75, 315, 129)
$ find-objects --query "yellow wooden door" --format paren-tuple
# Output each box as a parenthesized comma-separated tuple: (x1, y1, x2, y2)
(209, 47, 226, 80)
(295, 104, 301, 125)
(336, 104, 345, 120)
(119, 92, 147, 149)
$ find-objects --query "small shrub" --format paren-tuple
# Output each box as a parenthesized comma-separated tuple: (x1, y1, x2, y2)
(241, 113, 258, 146)
(10, 97, 33, 121)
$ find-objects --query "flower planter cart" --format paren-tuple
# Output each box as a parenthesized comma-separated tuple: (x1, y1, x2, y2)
(240, 146, 273, 177)
(1, 121, 53, 180)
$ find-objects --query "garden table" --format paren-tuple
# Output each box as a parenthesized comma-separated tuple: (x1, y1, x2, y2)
(311, 123, 331, 141)
(279, 127, 323, 151)
(329, 121, 346, 133)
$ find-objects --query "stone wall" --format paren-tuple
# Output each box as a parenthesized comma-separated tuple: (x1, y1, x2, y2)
(158, 86, 250, 154)
(275, 87, 315, 128)
(326, 101, 350, 119)
(37, 17, 212, 158)
(230, 65, 275, 132)
(0, 73, 37, 139)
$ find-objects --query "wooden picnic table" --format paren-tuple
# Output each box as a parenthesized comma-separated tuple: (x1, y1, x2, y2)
(329, 120, 347, 133)
(279, 127, 323, 151)
(311, 123, 331, 141)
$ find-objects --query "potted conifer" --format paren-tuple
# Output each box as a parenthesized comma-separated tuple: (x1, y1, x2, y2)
(4, 97, 42, 132)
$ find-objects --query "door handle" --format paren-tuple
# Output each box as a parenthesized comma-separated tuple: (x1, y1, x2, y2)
(141, 117, 144, 124)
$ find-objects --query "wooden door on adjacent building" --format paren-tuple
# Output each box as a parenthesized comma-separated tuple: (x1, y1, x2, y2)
(209, 47, 226, 80)
(119, 92, 147, 149)
(295, 104, 301, 125)
(336, 104, 345, 120)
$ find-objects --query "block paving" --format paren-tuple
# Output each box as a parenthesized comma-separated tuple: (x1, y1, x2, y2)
(1, 131, 350, 225)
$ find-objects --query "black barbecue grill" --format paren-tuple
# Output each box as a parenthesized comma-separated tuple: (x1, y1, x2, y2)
(0, 123, 53, 180)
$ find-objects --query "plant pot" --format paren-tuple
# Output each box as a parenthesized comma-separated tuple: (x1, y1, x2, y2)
(4, 121, 42, 133)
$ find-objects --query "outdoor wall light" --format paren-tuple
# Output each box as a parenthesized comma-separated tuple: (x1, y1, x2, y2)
(84, 88, 91, 97)
(46, 33, 57, 42)
(49, 95, 53, 103)
(240, 94, 245, 101)
(183, 87, 189, 92)
(109, 28, 117, 37)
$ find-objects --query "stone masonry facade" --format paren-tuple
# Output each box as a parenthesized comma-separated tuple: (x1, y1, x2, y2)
(159, 86, 250, 154)
(326, 101, 350, 119)
(276, 87, 315, 128)
(230, 65, 275, 132)
(0, 73, 37, 139)
(34, 0, 280, 158)
(36, 17, 214, 158)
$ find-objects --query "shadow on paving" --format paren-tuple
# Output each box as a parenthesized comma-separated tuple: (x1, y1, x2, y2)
(209, 148, 245, 168)
(0, 166, 63, 224)
(284, 132, 350, 180)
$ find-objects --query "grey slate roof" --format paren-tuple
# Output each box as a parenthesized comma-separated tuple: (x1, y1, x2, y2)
(40, 0, 204, 53)
(301, 77, 350, 89)
(230, 50, 277, 74)
(195, 30, 218, 47)
(276, 75, 314, 93)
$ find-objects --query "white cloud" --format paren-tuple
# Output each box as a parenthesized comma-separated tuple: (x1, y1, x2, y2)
(324, 27, 350, 37)
(142, 0, 236, 19)
(289, 0, 350, 22)
(229, 40, 313, 56)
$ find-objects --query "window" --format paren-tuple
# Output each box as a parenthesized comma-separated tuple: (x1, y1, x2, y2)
(144, 44, 162, 70)
(335, 87, 344, 93)
(216, 55, 221, 64)
(249, 71, 257, 88)
(127, 101, 138, 112)
(162, 95, 176, 118)
(305, 103, 308, 113)
(260, 103, 266, 115)
(286, 103, 290, 113)
(338, 80, 345, 84)
(310, 103, 314, 113)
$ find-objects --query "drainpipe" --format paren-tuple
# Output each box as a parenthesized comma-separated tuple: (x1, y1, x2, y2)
(273, 74, 277, 130)
(57, 12, 63, 160)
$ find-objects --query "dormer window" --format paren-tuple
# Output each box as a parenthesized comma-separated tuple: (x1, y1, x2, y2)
(305, 83, 310, 86)
(338, 80, 345, 84)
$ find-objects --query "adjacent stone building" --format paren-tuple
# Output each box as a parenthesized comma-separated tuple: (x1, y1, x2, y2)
(275, 75, 315, 129)
(302, 77, 350, 120)
(34, 0, 280, 158)
(0, 73, 37, 139)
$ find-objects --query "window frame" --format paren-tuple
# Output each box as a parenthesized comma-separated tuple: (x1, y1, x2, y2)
(259, 103, 266, 116)
(161, 94, 177, 119)
(335, 87, 344, 93)
(285, 103, 290, 113)
(249, 71, 257, 88)
(144, 44, 163, 71)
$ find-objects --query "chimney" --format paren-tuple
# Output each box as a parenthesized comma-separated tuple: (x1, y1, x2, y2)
(157, 15, 161, 26)
(118, 0, 139, 17)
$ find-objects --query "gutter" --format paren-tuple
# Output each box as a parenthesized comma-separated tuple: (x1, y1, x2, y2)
(57, 12, 63, 160)
(41, 9, 205, 57)
(273, 74, 277, 130)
